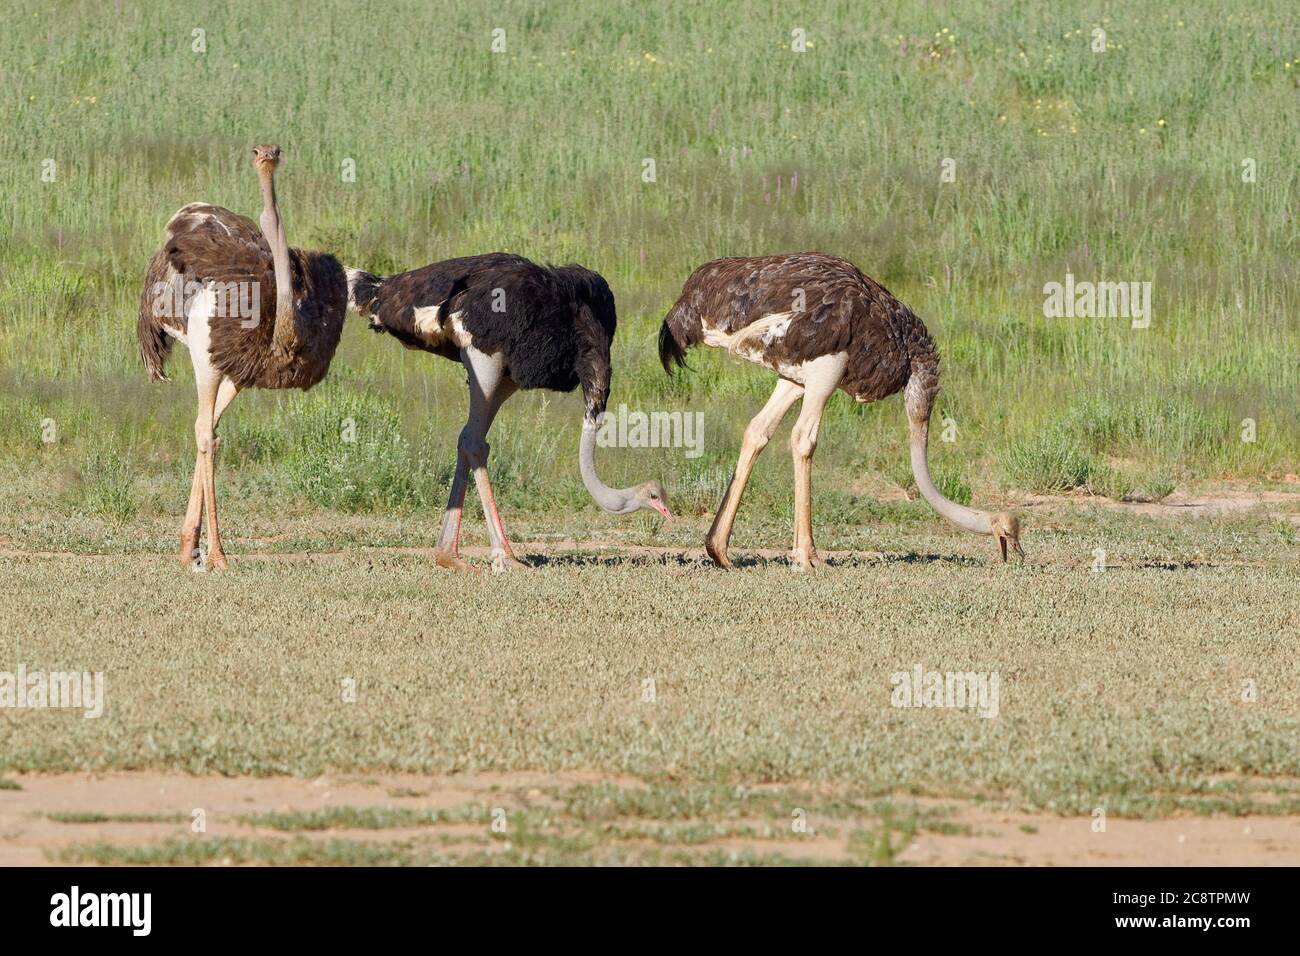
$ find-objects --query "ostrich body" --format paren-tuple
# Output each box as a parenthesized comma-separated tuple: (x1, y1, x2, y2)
(136, 145, 349, 569)
(658, 253, 1022, 569)
(350, 255, 671, 570)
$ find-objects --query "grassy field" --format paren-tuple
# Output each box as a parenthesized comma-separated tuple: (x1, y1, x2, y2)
(2, 503, 1300, 863)
(1, 0, 1298, 524)
(2, 1, 1299, 864)
(3, 507, 1299, 792)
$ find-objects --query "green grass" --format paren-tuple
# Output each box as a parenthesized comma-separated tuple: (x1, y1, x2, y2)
(46, 811, 187, 824)
(53, 835, 839, 866)
(2, 503, 1297, 816)
(239, 805, 488, 831)
(1, 0, 1297, 527)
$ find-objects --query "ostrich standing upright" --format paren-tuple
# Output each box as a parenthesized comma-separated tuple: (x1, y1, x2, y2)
(348, 254, 672, 571)
(137, 145, 351, 569)
(659, 253, 1022, 569)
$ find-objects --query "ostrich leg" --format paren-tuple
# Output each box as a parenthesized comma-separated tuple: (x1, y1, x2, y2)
(199, 376, 238, 570)
(179, 376, 238, 568)
(186, 372, 225, 570)
(787, 353, 847, 572)
(179, 453, 205, 568)
(705, 378, 804, 569)
(434, 349, 520, 572)
(432, 448, 474, 571)
(206, 377, 239, 565)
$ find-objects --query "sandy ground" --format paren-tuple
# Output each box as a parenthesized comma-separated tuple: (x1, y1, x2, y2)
(3, 772, 1298, 866)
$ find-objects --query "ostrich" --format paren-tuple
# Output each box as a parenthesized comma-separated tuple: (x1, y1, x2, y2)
(137, 145, 351, 569)
(658, 253, 1022, 569)
(348, 254, 672, 571)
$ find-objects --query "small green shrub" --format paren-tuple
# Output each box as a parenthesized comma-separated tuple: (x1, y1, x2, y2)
(79, 438, 138, 522)
(280, 389, 439, 512)
(1131, 471, 1177, 503)
(1085, 463, 1133, 501)
(933, 467, 972, 507)
(999, 428, 1093, 493)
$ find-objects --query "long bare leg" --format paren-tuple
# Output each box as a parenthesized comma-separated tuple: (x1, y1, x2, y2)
(705, 378, 804, 569)
(204, 377, 239, 569)
(787, 354, 847, 572)
(433, 450, 474, 571)
(186, 371, 223, 570)
(179, 455, 204, 567)
(436, 349, 519, 571)
(179, 377, 238, 568)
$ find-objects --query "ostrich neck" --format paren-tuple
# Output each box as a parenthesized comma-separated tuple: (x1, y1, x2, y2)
(909, 421, 991, 535)
(257, 169, 296, 352)
(580, 419, 636, 514)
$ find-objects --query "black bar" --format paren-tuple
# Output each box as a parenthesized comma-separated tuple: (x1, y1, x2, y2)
(1, 866, 1290, 942)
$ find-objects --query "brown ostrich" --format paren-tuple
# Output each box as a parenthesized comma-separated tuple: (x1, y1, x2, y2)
(347, 254, 672, 571)
(137, 145, 350, 569)
(659, 253, 1022, 569)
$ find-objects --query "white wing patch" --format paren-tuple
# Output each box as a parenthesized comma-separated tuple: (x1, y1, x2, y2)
(701, 311, 797, 369)
(413, 304, 443, 338)
(164, 203, 233, 242)
(412, 305, 471, 348)
(760, 315, 792, 344)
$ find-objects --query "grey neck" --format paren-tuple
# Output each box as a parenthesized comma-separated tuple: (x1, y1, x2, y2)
(580, 419, 638, 514)
(909, 422, 991, 535)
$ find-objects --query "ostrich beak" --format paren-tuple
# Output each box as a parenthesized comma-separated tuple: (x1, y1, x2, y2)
(996, 532, 1025, 563)
(989, 512, 1023, 564)
(651, 500, 673, 523)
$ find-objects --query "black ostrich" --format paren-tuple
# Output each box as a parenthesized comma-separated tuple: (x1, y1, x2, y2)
(350, 255, 672, 570)
(137, 145, 352, 569)
(659, 253, 1022, 569)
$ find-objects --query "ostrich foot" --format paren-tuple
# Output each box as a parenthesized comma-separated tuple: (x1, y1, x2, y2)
(206, 548, 230, 571)
(789, 548, 824, 572)
(179, 533, 201, 569)
(434, 549, 478, 572)
(490, 551, 530, 573)
(705, 537, 734, 569)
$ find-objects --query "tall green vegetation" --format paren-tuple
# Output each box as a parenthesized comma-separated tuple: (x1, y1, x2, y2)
(2, 1, 1296, 522)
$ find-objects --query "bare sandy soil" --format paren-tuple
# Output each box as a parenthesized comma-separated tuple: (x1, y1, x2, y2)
(1020, 488, 1300, 519)
(3, 772, 1298, 867)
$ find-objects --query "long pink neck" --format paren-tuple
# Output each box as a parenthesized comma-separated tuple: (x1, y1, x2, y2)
(257, 167, 296, 352)
(905, 376, 992, 536)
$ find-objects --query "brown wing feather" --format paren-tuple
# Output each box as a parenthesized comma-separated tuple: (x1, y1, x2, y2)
(137, 248, 180, 381)
(659, 253, 921, 402)
(138, 203, 348, 390)
(163, 203, 276, 299)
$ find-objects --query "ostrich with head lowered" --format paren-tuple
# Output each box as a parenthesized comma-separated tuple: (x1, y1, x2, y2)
(349, 255, 672, 570)
(137, 145, 356, 569)
(659, 253, 1022, 569)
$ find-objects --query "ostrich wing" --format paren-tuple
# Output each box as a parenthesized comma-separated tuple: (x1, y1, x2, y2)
(364, 253, 533, 358)
(162, 203, 274, 293)
(158, 204, 287, 385)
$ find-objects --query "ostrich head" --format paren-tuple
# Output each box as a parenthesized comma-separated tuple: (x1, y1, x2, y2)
(989, 511, 1024, 563)
(631, 480, 673, 521)
(252, 144, 282, 173)
(578, 419, 673, 522)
